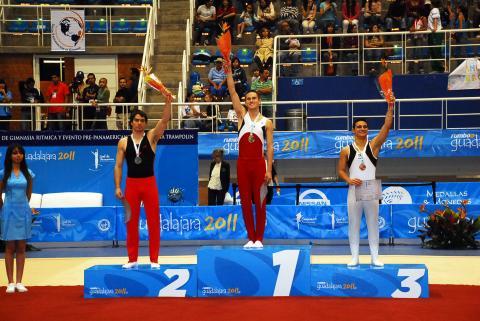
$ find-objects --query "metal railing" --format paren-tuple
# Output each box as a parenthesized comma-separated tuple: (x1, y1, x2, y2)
(0, 2, 154, 48)
(3, 96, 479, 131)
(272, 28, 480, 101)
(137, 1, 157, 103)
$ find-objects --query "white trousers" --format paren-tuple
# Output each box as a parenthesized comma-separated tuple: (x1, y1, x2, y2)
(347, 186, 380, 261)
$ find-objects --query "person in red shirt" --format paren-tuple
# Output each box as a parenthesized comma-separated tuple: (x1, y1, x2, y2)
(45, 74, 69, 131)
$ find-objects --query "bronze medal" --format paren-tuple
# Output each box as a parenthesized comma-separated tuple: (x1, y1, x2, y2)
(359, 163, 366, 171)
(248, 133, 255, 143)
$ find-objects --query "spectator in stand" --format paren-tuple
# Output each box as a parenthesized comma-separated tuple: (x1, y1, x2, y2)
(68, 71, 86, 130)
(251, 68, 261, 83)
(322, 22, 340, 76)
(408, 7, 427, 74)
(363, 0, 383, 30)
(452, 5, 467, 59)
(254, 27, 274, 72)
(279, 0, 301, 34)
(279, 21, 301, 76)
(344, 23, 359, 75)
(342, 0, 361, 33)
(428, 0, 444, 73)
(217, 0, 236, 30)
(406, 0, 425, 28)
(318, 0, 338, 32)
(226, 104, 238, 130)
(114, 77, 131, 130)
(231, 57, 248, 98)
(0, 80, 12, 131)
(82, 73, 99, 129)
(251, 69, 273, 118)
(364, 23, 384, 73)
(254, 0, 276, 32)
(208, 57, 228, 100)
(301, 0, 317, 34)
(204, 92, 216, 131)
(45, 74, 69, 131)
(19, 78, 44, 131)
(181, 93, 206, 129)
(473, 1, 480, 38)
(91, 77, 110, 130)
(129, 67, 139, 106)
(195, 0, 216, 45)
(386, 0, 407, 31)
(207, 148, 230, 205)
(237, 3, 254, 39)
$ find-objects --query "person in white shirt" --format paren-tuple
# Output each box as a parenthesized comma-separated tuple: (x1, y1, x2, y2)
(207, 149, 230, 205)
(337, 103, 394, 268)
(427, 0, 444, 72)
(195, 0, 216, 45)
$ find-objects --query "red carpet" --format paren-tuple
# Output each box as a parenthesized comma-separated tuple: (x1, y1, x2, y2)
(0, 284, 477, 321)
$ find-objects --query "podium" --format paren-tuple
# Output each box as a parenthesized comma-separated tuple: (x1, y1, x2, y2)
(84, 246, 429, 298)
(84, 264, 197, 298)
(197, 246, 311, 297)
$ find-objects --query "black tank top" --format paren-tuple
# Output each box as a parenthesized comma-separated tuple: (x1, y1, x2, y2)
(126, 134, 155, 178)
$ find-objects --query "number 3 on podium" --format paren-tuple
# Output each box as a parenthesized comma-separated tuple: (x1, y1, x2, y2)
(391, 269, 426, 298)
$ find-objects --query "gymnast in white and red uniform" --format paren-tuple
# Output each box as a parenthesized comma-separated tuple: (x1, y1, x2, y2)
(114, 95, 172, 269)
(225, 60, 274, 248)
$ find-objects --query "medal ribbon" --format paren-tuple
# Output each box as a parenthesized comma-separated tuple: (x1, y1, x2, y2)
(249, 113, 262, 138)
(131, 133, 145, 158)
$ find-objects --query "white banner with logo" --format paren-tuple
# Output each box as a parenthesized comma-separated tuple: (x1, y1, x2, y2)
(51, 10, 85, 52)
(448, 58, 480, 90)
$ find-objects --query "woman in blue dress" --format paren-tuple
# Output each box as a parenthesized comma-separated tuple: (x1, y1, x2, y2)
(0, 143, 35, 293)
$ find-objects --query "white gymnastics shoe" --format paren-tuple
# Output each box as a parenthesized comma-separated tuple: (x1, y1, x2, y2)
(16, 283, 28, 292)
(6, 283, 15, 293)
(122, 262, 138, 269)
(243, 240, 254, 248)
(253, 241, 264, 248)
(347, 257, 359, 267)
(371, 259, 384, 267)
(150, 262, 160, 269)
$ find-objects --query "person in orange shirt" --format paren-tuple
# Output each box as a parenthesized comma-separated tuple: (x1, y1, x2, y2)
(45, 74, 70, 131)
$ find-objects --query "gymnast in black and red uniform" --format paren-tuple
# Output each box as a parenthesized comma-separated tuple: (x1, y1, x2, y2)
(225, 60, 274, 248)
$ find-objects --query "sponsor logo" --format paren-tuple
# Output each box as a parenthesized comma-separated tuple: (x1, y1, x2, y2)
(168, 187, 184, 203)
(382, 186, 413, 204)
(89, 287, 114, 296)
(425, 190, 470, 205)
(316, 281, 357, 290)
(295, 212, 318, 230)
(90, 149, 115, 171)
(26, 151, 57, 162)
(97, 219, 111, 232)
(408, 216, 429, 234)
(328, 210, 348, 230)
(378, 216, 386, 229)
(201, 287, 240, 295)
(450, 133, 480, 152)
(51, 11, 85, 51)
(299, 189, 331, 206)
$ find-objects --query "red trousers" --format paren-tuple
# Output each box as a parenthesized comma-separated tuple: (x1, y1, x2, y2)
(125, 176, 160, 263)
(237, 158, 267, 242)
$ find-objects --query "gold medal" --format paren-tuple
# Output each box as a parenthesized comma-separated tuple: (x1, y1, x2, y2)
(248, 133, 255, 143)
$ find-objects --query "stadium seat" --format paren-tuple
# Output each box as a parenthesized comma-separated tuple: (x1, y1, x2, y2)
(236, 48, 254, 65)
(28, 19, 51, 33)
(213, 49, 234, 62)
(192, 48, 212, 65)
(91, 19, 108, 33)
(301, 47, 317, 63)
(136, 0, 153, 4)
(132, 19, 147, 33)
(40, 192, 103, 208)
(112, 19, 131, 33)
(7, 18, 29, 33)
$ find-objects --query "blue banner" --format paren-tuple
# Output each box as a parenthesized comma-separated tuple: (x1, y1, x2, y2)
(0, 130, 198, 206)
(31, 207, 116, 242)
(391, 204, 480, 238)
(199, 130, 480, 159)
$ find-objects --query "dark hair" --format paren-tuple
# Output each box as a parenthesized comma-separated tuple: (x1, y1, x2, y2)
(130, 68, 140, 78)
(129, 109, 148, 124)
(0, 79, 8, 91)
(26, 77, 35, 85)
(231, 57, 241, 65)
(87, 73, 95, 78)
(352, 118, 368, 129)
(3, 144, 32, 192)
(244, 90, 260, 99)
(212, 148, 224, 158)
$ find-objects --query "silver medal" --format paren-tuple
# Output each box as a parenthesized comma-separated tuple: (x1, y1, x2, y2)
(134, 156, 142, 165)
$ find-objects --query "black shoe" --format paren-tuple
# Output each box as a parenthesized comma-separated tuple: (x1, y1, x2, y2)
(26, 244, 41, 252)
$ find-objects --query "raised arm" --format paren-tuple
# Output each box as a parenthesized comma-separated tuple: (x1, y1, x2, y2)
(224, 62, 246, 120)
(114, 138, 127, 199)
(148, 94, 173, 143)
(371, 103, 394, 154)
